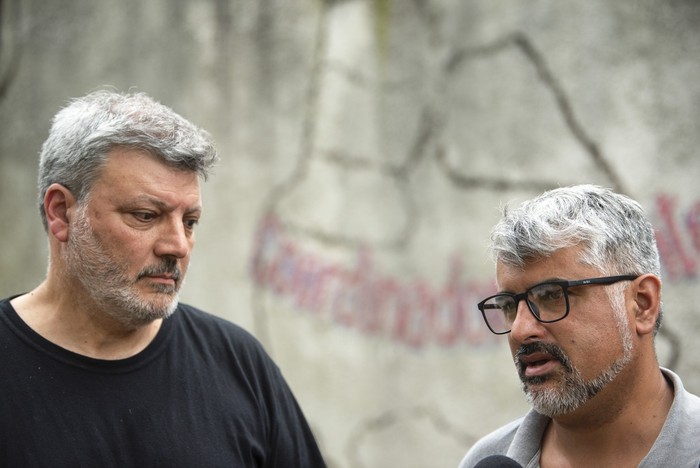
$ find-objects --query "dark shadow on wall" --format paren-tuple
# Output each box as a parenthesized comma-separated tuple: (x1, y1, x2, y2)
(0, 0, 23, 101)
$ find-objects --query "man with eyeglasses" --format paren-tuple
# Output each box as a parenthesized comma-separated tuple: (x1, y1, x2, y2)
(459, 185, 700, 468)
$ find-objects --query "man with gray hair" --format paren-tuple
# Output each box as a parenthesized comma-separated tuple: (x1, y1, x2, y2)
(0, 89, 326, 467)
(459, 185, 700, 467)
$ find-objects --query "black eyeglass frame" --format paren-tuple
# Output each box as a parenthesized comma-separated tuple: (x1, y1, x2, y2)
(477, 274, 639, 335)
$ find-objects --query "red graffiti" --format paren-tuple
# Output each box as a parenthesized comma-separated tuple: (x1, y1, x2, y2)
(250, 216, 499, 349)
(654, 194, 699, 280)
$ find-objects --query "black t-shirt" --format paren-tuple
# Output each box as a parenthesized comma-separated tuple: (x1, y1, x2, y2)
(0, 297, 326, 467)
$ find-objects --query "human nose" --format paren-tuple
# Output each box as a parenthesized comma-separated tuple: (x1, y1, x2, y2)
(154, 219, 191, 259)
(509, 298, 545, 342)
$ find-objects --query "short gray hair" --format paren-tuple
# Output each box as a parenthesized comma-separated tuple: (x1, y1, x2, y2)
(491, 185, 662, 330)
(38, 89, 218, 231)
(491, 184, 660, 276)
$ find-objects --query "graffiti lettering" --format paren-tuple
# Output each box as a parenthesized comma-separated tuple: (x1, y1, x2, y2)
(251, 216, 499, 348)
(655, 194, 699, 280)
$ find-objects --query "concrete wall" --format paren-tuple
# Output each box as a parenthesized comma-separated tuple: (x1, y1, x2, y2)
(1, 1, 699, 466)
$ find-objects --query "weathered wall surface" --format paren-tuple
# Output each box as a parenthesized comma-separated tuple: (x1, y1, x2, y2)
(1, 1, 699, 466)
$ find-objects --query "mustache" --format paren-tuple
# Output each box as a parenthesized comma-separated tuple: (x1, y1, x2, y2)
(515, 342, 573, 375)
(137, 258, 181, 282)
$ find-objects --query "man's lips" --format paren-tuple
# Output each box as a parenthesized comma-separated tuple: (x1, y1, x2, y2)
(519, 352, 560, 378)
(143, 274, 178, 285)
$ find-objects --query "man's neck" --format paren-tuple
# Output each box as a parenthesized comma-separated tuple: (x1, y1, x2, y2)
(10, 281, 163, 360)
(540, 364, 673, 467)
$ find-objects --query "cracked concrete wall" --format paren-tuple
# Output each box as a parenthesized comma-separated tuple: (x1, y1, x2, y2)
(1, 1, 699, 467)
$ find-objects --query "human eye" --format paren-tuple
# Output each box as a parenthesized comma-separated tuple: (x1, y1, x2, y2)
(184, 216, 200, 231)
(493, 296, 517, 320)
(531, 283, 564, 303)
(502, 305, 517, 322)
(132, 211, 157, 223)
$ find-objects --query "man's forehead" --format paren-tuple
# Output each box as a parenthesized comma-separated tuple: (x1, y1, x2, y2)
(101, 149, 197, 180)
(496, 247, 589, 277)
(92, 149, 201, 204)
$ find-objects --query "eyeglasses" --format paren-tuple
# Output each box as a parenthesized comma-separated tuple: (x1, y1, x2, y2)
(477, 275, 638, 335)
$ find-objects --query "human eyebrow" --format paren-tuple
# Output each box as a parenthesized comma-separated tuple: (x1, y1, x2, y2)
(184, 206, 203, 216)
(531, 277, 567, 285)
(498, 277, 566, 294)
(125, 196, 201, 214)
(121, 195, 166, 210)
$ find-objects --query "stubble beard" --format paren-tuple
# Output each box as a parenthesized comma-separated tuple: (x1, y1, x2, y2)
(62, 207, 182, 328)
(516, 302, 634, 417)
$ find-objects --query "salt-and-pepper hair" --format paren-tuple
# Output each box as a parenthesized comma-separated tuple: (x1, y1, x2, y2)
(37, 89, 218, 231)
(490, 184, 662, 331)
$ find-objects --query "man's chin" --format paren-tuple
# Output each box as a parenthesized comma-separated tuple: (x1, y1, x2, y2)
(524, 386, 568, 417)
(145, 296, 179, 320)
(521, 374, 560, 402)
(108, 293, 179, 327)
(139, 286, 179, 308)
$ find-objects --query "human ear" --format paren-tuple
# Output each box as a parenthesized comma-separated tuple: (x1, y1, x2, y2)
(632, 274, 662, 336)
(44, 183, 76, 242)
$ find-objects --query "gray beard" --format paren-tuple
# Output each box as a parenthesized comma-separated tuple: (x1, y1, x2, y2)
(516, 333, 633, 417)
(62, 207, 181, 328)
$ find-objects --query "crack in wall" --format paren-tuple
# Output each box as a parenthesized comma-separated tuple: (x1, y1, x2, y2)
(0, 0, 23, 100)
